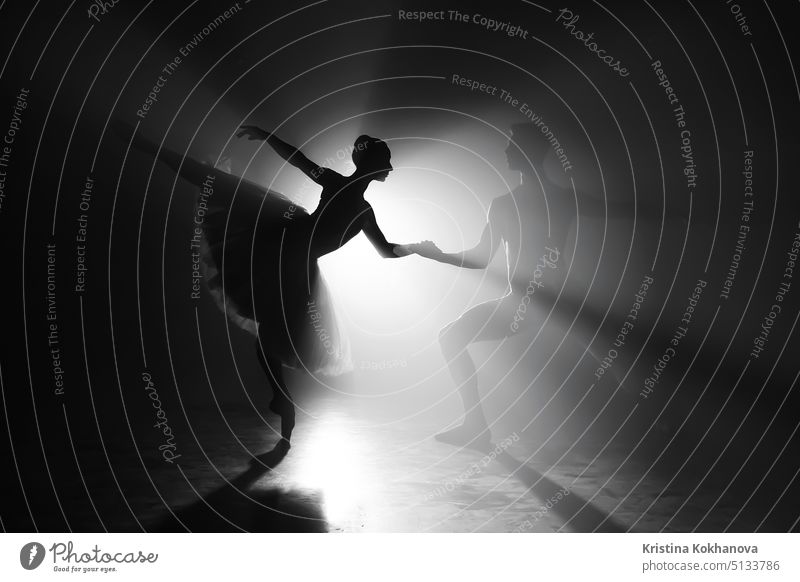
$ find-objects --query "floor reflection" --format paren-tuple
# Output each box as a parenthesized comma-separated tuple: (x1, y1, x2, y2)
(151, 388, 754, 532)
(496, 451, 624, 532)
(287, 420, 377, 528)
(157, 400, 636, 532)
(156, 443, 327, 532)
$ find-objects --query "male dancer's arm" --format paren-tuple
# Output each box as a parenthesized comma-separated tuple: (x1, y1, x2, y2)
(412, 200, 503, 268)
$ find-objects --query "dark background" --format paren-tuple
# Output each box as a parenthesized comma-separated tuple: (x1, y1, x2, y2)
(1, 0, 799, 532)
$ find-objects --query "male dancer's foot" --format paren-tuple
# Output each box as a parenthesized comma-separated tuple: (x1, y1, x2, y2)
(435, 414, 493, 452)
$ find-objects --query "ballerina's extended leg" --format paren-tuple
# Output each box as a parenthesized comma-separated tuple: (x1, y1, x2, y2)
(255, 339, 295, 447)
(113, 120, 221, 188)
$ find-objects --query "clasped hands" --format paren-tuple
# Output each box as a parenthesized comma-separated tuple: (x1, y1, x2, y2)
(393, 239, 444, 258)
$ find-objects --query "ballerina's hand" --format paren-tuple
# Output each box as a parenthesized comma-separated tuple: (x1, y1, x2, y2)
(236, 125, 270, 141)
(393, 244, 414, 257)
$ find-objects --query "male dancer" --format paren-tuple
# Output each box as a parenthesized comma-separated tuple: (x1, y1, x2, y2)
(412, 123, 629, 450)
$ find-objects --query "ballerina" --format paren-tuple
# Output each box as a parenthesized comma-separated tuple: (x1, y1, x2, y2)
(120, 122, 414, 457)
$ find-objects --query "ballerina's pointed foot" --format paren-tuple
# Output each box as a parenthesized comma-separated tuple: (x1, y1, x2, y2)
(435, 421, 493, 452)
(268, 396, 295, 442)
(252, 438, 291, 469)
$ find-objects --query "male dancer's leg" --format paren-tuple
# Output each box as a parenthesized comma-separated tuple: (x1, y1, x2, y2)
(436, 299, 514, 449)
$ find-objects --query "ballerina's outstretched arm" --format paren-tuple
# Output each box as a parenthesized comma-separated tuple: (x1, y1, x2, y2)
(362, 208, 413, 259)
(237, 125, 335, 186)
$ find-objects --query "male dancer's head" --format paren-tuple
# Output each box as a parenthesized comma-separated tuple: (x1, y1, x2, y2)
(504, 122, 549, 180)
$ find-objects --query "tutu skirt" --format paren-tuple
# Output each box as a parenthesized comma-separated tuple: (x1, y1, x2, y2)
(196, 168, 351, 376)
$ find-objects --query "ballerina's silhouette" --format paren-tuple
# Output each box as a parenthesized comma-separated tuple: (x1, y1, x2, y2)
(120, 122, 414, 457)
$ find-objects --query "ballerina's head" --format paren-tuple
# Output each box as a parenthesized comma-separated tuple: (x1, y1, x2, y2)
(352, 135, 392, 181)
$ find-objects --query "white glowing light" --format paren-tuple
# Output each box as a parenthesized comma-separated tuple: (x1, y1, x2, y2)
(292, 421, 376, 527)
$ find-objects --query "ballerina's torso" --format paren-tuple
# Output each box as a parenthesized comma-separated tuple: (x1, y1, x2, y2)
(288, 172, 373, 259)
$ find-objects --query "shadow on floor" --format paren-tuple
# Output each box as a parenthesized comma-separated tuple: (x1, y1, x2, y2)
(155, 445, 328, 532)
(497, 451, 625, 532)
